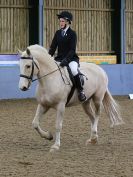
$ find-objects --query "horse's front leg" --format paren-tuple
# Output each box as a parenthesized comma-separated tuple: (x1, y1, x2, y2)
(32, 104, 53, 140)
(50, 102, 65, 152)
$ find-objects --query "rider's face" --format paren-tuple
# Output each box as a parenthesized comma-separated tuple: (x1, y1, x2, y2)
(59, 18, 67, 29)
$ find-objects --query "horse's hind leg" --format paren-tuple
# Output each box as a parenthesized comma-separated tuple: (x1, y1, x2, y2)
(82, 99, 101, 145)
(32, 104, 53, 140)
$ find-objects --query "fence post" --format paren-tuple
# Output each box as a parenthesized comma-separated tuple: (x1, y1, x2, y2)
(39, 0, 44, 46)
(121, 0, 126, 64)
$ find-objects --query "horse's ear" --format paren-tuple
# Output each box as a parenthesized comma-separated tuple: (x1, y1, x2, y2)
(17, 49, 22, 55)
(26, 48, 31, 56)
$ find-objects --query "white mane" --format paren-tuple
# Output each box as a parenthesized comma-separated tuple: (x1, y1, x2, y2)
(28, 44, 48, 53)
(27, 44, 55, 67)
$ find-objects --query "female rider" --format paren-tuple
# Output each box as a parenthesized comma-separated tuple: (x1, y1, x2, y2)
(49, 11, 86, 102)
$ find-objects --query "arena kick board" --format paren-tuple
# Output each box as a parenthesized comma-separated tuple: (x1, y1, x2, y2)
(79, 55, 117, 64)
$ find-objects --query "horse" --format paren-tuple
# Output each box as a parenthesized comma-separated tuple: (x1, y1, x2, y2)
(18, 44, 123, 152)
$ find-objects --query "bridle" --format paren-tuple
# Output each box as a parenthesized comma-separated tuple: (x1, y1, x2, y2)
(20, 56, 61, 83)
(20, 56, 40, 82)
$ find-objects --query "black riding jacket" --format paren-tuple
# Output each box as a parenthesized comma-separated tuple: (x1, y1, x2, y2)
(49, 27, 79, 64)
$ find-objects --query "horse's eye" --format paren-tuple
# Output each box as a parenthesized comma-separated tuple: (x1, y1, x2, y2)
(26, 65, 31, 69)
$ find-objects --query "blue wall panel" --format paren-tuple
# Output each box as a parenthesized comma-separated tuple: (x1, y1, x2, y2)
(0, 65, 36, 99)
(0, 64, 133, 99)
(101, 64, 133, 95)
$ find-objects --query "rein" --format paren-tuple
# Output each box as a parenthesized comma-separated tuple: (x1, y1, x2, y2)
(32, 68, 59, 82)
(55, 62, 68, 84)
(20, 56, 69, 85)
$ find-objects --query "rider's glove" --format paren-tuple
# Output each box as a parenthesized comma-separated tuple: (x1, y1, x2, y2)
(60, 58, 68, 67)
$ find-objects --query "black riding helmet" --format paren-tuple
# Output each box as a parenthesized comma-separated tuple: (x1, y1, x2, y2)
(57, 11, 73, 24)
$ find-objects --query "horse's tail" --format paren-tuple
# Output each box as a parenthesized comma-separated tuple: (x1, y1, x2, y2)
(103, 89, 124, 127)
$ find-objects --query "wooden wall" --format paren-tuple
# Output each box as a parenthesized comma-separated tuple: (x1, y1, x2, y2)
(0, 0, 29, 54)
(125, 0, 133, 63)
(44, 0, 114, 56)
(0, 0, 133, 64)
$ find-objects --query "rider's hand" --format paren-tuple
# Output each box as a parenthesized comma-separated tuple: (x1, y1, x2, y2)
(60, 59, 68, 67)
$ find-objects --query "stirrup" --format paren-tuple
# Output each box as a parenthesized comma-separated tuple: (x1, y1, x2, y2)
(78, 91, 87, 102)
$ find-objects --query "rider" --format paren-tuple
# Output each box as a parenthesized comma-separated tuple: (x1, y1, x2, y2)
(48, 11, 86, 102)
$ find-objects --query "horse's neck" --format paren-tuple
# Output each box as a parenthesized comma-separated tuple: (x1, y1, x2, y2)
(37, 54, 57, 77)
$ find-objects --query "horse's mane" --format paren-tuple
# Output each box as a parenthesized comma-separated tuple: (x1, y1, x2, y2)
(27, 44, 55, 67)
(27, 44, 53, 59)
(28, 44, 48, 54)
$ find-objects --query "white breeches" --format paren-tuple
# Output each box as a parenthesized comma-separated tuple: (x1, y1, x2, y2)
(68, 61, 78, 76)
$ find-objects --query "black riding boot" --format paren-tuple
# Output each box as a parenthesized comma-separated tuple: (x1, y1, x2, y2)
(74, 74, 86, 102)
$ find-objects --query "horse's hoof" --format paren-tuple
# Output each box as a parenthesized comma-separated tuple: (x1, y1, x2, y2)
(90, 138, 98, 144)
(47, 132, 53, 141)
(41, 132, 53, 140)
(85, 138, 98, 146)
(50, 145, 60, 153)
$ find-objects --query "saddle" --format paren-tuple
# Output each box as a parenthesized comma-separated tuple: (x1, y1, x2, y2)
(66, 67, 85, 106)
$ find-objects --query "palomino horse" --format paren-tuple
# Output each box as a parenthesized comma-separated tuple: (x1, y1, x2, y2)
(18, 44, 123, 152)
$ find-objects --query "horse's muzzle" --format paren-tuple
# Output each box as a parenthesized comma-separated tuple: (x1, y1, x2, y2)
(21, 86, 29, 91)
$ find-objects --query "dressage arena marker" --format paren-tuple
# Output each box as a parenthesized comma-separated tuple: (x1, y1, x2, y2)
(128, 94, 133, 99)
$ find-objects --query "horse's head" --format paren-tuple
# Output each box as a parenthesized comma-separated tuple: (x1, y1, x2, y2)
(18, 47, 40, 91)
